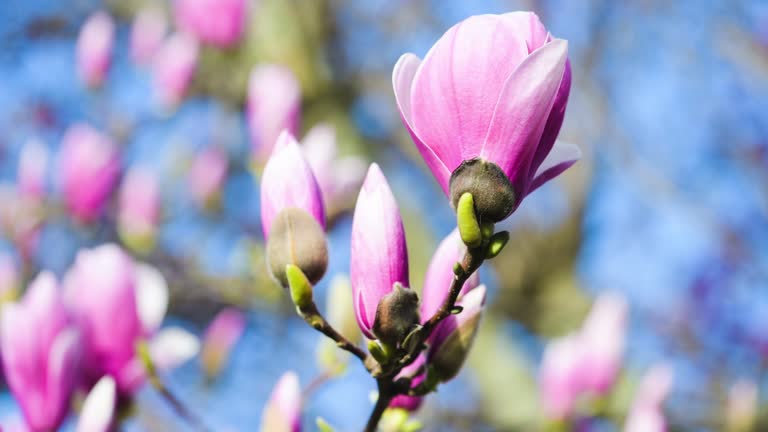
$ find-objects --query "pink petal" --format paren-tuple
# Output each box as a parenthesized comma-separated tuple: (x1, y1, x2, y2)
(479, 39, 569, 198)
(260, 131, 326, 238)
(392, 53, 451, 193)
(529, 59, 572, 177)
(409, 16, 530, 175)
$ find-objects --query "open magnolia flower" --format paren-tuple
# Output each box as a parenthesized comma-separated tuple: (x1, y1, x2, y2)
(63, 244, 199, 395)
(393, 12, 579, 222)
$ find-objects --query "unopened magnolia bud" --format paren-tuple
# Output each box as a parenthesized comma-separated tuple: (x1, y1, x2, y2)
(427, 286, 486, 382)
(372, 283, 420, 348)
(266, 208, 328, 288)
(449, 158, 516, 223)
(485, 231, 510, 259)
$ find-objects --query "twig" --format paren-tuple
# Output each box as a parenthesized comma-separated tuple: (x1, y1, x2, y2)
(296, 299, 369, 363)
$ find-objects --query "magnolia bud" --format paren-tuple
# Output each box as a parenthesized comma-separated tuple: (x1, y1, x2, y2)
(372, 283, 420, 348)
(427, 286, 486, 382)
(266, 208, 328, 288)
(449, 158, 516, 223)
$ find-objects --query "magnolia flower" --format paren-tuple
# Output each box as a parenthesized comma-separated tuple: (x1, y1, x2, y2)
(260, 131, 325, 238)
(152, 32, 199, 109)
(260, 371, 302, 432)
(350, 164, 412, 341)
(118, 167, 161, 253)
(427, 285, 486, 382)
(579, 292, 628, 396)
(200, 308, 246, 379)
(175, 0, 247, 48)
(301, 123, 366, 217)
(1, 273, 80, 431)
(393, 12, 578, 222)
(64, 244, 197, 394)
(539, 333, 584, 420)
(131, 6, 167, 64)
(17, 138, 48, 201)
(247, 65, 301, 163)
(189, 147, 229, 208)
(420, 229, 480, 322)
(76, 11, 115, 87)
(58, 124, 121, 223)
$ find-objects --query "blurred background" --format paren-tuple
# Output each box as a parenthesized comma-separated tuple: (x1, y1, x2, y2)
(0, 0, 767, 430)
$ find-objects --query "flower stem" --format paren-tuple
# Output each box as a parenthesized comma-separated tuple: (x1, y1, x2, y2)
(295, 299, 369, 363)
(364, 379, 395, 432)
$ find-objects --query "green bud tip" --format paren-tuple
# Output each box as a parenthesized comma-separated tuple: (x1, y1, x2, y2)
(457, 193, 482, 248)
(481, 222, 494, 241)
(286, 264, 314, 309)
(367, 340, 391, 364)
(486, 231, 510, 259)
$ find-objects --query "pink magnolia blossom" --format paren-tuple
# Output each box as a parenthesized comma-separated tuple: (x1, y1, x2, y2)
(152, 32, 199, 109)
(579, 292, 628, 396)
(175, 0, 248, 48)
(392, 12, 578, 217)
(200, 308, 246, 378)
(350, 164, 409, 339)
(1, 273, 80, 431)
(420, 229, 480, 322)
(247, 65, 301, 163)
(76, 11, 115, 88)
(58, 124, 121, 223)
(63, 245, 166, 393)
(539, 333, 584, 420)
(261, 371, 302, 432)
(301, 123, 366, 215)
(17, 138, 48, 201)
(189, 147, 229, 207)
(131, 6, 167, 64)
(260, 131, 325, 238)
(118, 167, 161, 248)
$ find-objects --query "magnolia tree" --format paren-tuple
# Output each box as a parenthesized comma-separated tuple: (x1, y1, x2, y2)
(0, 3, 700, 431)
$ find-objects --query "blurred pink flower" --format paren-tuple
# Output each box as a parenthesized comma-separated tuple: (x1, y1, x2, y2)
(301, 123, 366, 215)
(247, 65, 301, 163)
(392, 12, 578, 218)
(152, 32, 199, 109)
(200, 308, 246, 378)
(76, 11, 115, 88)
(624, 365, 673, 432)
(175, 0, 248, 48)
(131, 6, 167, 64)
(540, 333, 584, 420)
(350, 164, 409, 339)
(1, 272, 80, 431)
(420, 229, 480, 322)
(17, 138, 48, 201)
(189, 147, 229, 207)
(63, 245, 169, 393)
(118, 167, 161, 251)
(260, 131, 325, 238)
(0, 185, 42, 262)
(389, 355, 426, 412)
(261, 371, 302, 432)
(579, 292, 628, 396)
(58, 124, 121, 223)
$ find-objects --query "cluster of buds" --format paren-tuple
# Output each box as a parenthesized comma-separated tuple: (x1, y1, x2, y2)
(0, 244, 199, 431)
(257, 10, 579, 431)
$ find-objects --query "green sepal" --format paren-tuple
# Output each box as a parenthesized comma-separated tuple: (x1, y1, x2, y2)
(485, 231, 510, 259)
(457, 193, 482, 248)
(286, 264, 314, 309)
(368, 340, 394, 365)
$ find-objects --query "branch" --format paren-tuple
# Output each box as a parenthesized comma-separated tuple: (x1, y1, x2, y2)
(296, 299, 369, 363)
